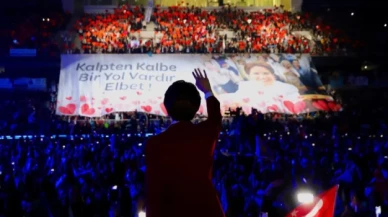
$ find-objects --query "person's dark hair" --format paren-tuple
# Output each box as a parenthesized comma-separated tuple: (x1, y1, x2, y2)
(163, 80, 201, 121)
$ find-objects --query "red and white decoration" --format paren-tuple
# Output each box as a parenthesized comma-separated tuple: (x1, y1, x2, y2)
(286, 185, 339, 217)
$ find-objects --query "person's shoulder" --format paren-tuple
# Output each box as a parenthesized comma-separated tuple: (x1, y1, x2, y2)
(146, 133, 162, 146)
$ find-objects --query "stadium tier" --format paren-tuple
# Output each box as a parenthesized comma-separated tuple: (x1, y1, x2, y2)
(4, 4, 360, 57)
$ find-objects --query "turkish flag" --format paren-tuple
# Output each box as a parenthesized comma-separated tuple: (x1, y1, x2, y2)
(286, 185, 338, 217)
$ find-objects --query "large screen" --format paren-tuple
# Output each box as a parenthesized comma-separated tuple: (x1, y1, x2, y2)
(57, 54, 338, 117)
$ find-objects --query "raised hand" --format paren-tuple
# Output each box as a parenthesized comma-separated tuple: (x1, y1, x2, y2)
(192, 68, 212, 93)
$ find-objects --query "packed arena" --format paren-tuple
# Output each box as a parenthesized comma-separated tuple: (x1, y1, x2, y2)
(5, 4, 361, 56)
(0, 87, 386, 217)
(0, 0, 387, 216)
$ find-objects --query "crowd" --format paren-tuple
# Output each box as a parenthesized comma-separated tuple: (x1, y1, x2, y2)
(0, 87, 387, 217)
(4, 4, 359, 56)
(71, 5, 355, 55)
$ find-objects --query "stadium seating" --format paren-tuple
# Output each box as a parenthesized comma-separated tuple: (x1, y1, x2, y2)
(4, 5, 359, 56)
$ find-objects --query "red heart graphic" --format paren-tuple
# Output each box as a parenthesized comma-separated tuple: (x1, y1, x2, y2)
(81, 104, 90, 113)
(141, 105, 152, 113)
(80, 95, 87, 102)
(65, 96, 72, 100)
(279, 95, 284, 98)
(243, 98, 250, 103)
(105, 108, 114, 113)
(136, 91, 142, 95)
(267, 104, 279, 112)
(160, 103, 168, 115)
(284, 100, 306, 114)
(81, 104, 95, 115)
(84, 108, 95, 115)
(101, 98, 109, 105)
(120, 96, 127, 100)
(58, 103, 76, 115)
(132, 100, 141, 105)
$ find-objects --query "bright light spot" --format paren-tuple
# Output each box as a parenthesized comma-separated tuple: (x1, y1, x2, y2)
(51, 168, 55, 172)
(112, 185, 117, 190)
(139, 211, 146, 217)
(364, 65, 368, 69)
(376, 206, 381, 215)
(381, 135, 383, 138)
(47, 18, 50, 22)
(62, 145, 65, 149)
(312, 143, 315, 147)
(138, 143, 142, 146)
(42, 18, 45, 21)
(348, 147, 352, 151)
(297, 192, 314, 204)
(384, 23, 387, 27)
(351, 12, 354, 16)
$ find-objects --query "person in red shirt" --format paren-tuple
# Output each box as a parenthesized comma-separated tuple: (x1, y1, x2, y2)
(145, 69, 224, 217)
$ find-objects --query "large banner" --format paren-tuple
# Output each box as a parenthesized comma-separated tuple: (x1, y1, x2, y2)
(57, 54, 340, 117)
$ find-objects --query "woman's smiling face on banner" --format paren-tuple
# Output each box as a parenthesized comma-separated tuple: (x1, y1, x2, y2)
(249, 66, 275, 86)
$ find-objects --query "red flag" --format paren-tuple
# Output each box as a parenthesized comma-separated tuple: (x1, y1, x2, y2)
(286, 185, 338, 217)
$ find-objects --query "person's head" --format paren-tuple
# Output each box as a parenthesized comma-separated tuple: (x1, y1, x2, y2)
(204, 60, 219, 72)
(292, 59, 300, 69)
(244, 62, 276, 86)
(281, 60, 292, 69)
(257, 54, 268, 62)
(163, 80, 201, 121)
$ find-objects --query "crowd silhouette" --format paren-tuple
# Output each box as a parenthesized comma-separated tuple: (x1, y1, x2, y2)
(0, 87, 387, 217)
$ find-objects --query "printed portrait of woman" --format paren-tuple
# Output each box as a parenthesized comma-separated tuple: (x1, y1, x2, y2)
(233, 62, 300, 102)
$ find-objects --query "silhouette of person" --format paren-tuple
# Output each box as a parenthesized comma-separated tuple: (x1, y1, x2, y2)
(145, 69, 224, 217)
